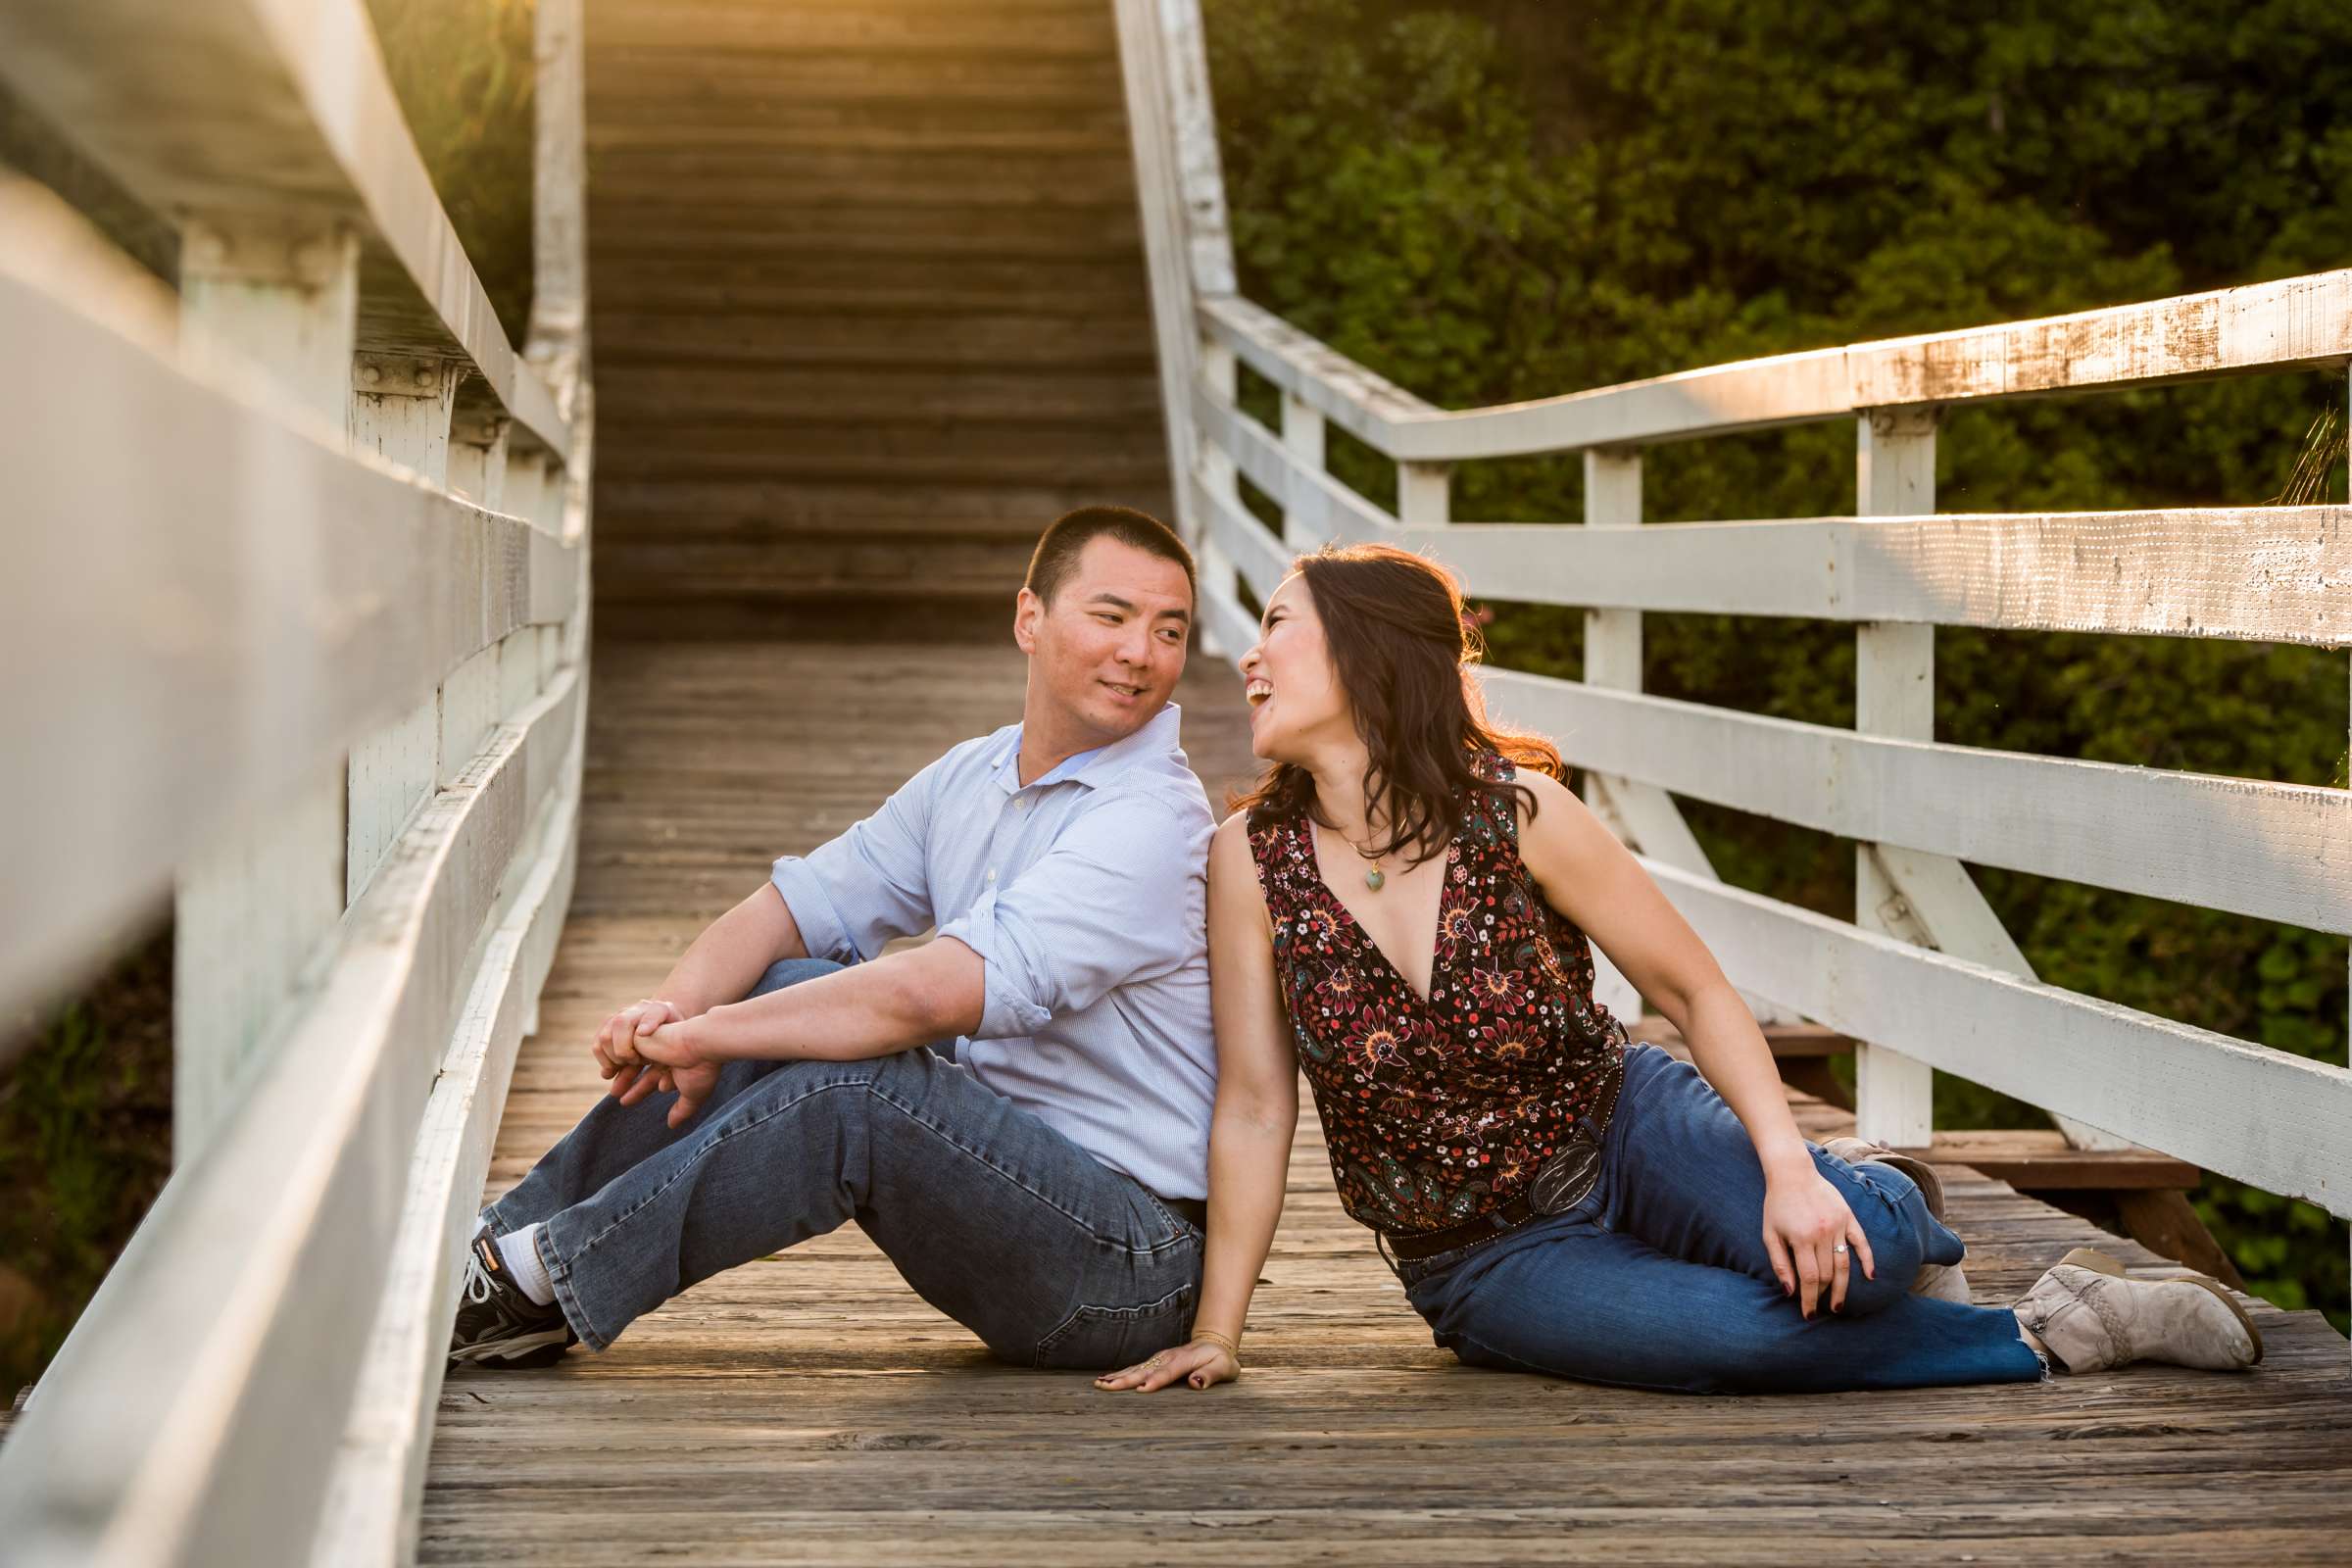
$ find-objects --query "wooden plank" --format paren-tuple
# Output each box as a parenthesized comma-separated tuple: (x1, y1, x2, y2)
(0, 668, 583, 1568)
(0, 0, 568, 457)
(1642, 858, 2352, 1213)
(1199, 271, 2352, 463)
(1911, 1131, 2200, 1191)
(1403, 506, 2352, 647)
(1191, 383, 1397, 543)
(1851, 407, 1941, 1146)
(1480, 669, 2352, 937)
(0, 251, 573, 1026)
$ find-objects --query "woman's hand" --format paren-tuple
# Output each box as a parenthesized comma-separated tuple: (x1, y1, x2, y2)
(1761, 1157, 1875, 1317)
(1093, 1338, 1241, 1393)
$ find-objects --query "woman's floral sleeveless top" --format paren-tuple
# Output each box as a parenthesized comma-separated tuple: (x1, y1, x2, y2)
(1247, 754, 1629, 1237)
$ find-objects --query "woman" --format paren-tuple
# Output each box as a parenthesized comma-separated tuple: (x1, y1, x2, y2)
(1098, 543, 2261, 1396)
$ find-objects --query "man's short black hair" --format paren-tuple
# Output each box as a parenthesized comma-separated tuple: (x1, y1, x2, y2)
(1024, 505, 1197, 607)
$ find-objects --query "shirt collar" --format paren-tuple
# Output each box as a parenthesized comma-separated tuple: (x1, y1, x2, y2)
(995, 703, 1185, 795)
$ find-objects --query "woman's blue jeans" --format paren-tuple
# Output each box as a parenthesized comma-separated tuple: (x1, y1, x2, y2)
(1397, 1045, 2045, 1393)
(484, 958, 1203, 1366)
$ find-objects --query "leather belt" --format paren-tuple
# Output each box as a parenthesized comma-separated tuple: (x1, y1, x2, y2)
(1158, 1194, 1208, 1231)
(1383, 1050, 1626, 1264)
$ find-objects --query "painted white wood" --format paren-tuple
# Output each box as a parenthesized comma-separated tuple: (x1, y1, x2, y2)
(0, 247, 572, 1026)
(1642, 859, 2352, 1215)
(1280, 390, 1329, 546)
(346, 697, 438, 907)
(308, 721, 580, 1568)
(347, 354, 460, 484)
(447, 411, 511, 512)
(498, 625, 545, 715)
(1199, 270, 2352, 463)
(1578, 450, 1650, 1021)
(1197, 336, 1242, 655)
(0, 0, 568, 458)
(170, 215, 362, 1161)
(1200, 586, 1258, 672)
(0, 667, 584, 1568)
(438, 645, 504, 791)
(345, 352, 462, 914)
(1851, 408, 1939, 1145)
(1479, 672, 2352, 937)
(503, 448, 550, 539)
(1191, 381, 1397, 544)
(522, 0, 588, 413)
(1397, 462, 1451, 527)
(1400, 506, 2352, 646)
(1195, 468, 1293, 606)
(1109, 0, 1235, 553)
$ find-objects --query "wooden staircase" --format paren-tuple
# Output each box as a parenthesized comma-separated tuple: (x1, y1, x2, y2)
(585, 0, 1173, 640)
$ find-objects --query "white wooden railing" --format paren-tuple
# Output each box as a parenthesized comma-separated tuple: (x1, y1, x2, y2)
(0, 1, 591, 1563)
(1114, 2, 2352, 1280)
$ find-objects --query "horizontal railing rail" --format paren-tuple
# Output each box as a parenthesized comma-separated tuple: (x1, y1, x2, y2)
(1180, 270, 2352, 1232)
(0, 1, 593, 1564)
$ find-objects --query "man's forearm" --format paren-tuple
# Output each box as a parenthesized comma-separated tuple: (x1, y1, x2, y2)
(687, 936, 984, 1063)
(658, 883, 808, 1017)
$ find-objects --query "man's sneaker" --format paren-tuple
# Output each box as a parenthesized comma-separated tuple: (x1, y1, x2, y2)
(449, 1233, 575, 1369)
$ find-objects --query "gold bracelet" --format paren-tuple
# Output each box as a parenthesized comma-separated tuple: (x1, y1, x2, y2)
(1192, 1328, 1241, 1358)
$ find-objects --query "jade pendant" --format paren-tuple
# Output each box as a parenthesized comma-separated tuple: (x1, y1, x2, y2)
(1364, 867, 1386, 891)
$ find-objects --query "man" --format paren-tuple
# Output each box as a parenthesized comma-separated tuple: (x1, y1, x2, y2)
(449, 506, 1218, 1371)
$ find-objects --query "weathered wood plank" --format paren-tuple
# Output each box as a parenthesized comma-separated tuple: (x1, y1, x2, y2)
(1482, 669, 2352, 936)
(1201, 272, 2352, 463)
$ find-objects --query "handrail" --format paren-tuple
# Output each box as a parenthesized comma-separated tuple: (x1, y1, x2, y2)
(0, 0, 594, 1560)
(0, 0, 568, 459)
(1200, 269, 2352, 461)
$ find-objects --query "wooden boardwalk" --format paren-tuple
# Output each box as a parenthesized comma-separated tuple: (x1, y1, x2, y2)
(421, 637, 2352, 1566)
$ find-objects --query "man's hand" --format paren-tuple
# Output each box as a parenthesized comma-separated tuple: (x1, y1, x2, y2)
(593, 1000, 684, 1105)
(623, 1017, 723, 1128)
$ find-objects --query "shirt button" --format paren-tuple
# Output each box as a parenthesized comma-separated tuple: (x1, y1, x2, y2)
(986, 868, 997, 883)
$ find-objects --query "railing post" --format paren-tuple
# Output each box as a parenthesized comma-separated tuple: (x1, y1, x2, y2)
(344, 354, 463, 905)
(1398, 461, 1450, 527)
(449, 410, 512, 513)
(1197, 333, 1242, 655)
(172, 215, 360, 1160)
(1280, 390, 1329, 547)
(1853, 406, 1940, 1146)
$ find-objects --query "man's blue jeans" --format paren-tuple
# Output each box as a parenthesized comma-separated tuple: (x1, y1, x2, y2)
(485, 959, 1203, 1366)
(1398, 1045, 2046, 1393)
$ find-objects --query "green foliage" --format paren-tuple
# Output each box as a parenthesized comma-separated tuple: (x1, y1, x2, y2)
(0, 934, 173, 1400)
(367, 0, 538, 342)
(1205, 0, 2351, 1331)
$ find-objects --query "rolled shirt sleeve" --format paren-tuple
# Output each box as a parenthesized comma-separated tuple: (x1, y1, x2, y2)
(770, 756, 941, 963)
(936, 789, 1210, 1042)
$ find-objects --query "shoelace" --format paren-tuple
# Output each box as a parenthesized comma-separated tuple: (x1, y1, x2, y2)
(461, 1243, 497, 1305)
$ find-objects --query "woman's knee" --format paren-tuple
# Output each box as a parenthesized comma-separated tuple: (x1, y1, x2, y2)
(1833, 1162, 1931, 1316)
(746, 956, 846, 1000)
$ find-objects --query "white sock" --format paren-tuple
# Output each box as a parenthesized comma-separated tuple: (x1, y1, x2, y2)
(496, 1224, 557, 1306)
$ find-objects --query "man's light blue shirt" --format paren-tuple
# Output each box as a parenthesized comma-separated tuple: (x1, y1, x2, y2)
(770, 703, 1217, 1199)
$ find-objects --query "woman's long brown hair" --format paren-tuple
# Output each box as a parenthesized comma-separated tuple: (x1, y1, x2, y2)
(1230, 543, 1567, 865)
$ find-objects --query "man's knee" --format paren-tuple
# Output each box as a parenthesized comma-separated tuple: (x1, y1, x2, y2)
(746, 956, 846, 1001)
